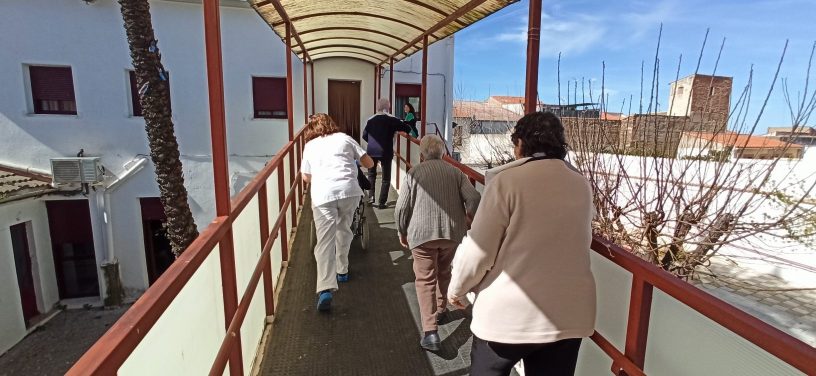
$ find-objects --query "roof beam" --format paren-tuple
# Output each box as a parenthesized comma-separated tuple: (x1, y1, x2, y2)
(298, 27, 411, 45)
(310, 51, 383, 64)
(303, 44, 391, 59)
(404, 0, 468, 28)
(300, 37, 402, 53)
(382, 0, 490, 64)
(254, 0, 310, 62)
(271, 12, 434, 36)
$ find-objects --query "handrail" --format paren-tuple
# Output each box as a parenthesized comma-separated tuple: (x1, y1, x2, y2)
(67, 216, 231, 374)
(396, 132, 816, 375)
(210, 173, 302, 375)
(68, 130, 308, 375)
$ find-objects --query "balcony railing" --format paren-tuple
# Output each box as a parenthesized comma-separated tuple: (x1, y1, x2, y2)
(68, 130, 815, 375)
(394, 132, 816, 376)
(68, 130, 307, 376)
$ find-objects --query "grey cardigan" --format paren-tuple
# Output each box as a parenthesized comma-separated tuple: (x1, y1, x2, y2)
(395, 159, 481, 249)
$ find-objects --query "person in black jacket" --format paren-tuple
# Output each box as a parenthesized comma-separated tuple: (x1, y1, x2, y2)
(363, 98, 411, 208)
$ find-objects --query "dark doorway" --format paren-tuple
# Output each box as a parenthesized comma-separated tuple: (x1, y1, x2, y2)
(10, 222, 39, 326)
(46, 200, 100, 299)
(328, 80, 361, 142)
(140, 197, 173, 284)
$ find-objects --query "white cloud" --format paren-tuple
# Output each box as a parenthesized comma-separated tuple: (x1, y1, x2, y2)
(491, 0, 677, 57)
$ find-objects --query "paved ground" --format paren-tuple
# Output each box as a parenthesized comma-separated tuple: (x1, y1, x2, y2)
(259, 190, 495, 376)
(0, 305, 129, 376)
(695, 257, 816, 346)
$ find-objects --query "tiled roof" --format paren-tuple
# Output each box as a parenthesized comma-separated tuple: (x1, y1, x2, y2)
(0, 165, 54, 203)
(683, 132, 804, 149)
(488, 95, 525, 104)
(453, 100, 521, 122)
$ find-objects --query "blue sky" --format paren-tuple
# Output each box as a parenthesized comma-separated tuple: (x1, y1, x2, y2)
(454, 0, 816, 133)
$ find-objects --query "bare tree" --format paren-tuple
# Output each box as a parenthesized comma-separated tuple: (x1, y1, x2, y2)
(567, 35, 816, 279)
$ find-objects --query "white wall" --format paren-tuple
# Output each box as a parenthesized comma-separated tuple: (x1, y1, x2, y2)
(0, 199, 60, 355)
(378, 37, 455, 142)
(0, 0, 308, 299)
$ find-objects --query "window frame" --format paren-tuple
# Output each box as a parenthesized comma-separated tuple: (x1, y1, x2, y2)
(251, 76, 288, 119)
(27, 65, 77, 116)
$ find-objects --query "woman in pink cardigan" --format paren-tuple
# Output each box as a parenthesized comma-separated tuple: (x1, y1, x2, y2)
(448, 112, 596, 376)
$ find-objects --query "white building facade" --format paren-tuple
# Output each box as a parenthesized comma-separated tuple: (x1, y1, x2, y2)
(0, 0, 454, 355)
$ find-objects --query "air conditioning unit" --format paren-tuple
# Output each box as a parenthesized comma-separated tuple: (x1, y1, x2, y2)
(50, 157, 104, 185)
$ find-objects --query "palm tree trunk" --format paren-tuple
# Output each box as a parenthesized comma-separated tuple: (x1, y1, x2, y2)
(119, 0, 198, 255)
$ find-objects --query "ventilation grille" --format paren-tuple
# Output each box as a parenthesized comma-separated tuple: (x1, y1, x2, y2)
(50, 157, 102, 184)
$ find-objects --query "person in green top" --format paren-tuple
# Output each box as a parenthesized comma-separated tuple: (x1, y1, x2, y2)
(403, 103, 419, 138)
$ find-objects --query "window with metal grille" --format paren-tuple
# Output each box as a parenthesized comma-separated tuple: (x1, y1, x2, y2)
(29, 66, 77, 115)
(252, 77, 287, 119)
(129, 70, 171, 117)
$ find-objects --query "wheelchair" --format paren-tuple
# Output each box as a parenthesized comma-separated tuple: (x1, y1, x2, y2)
(309, 169, 370, 251)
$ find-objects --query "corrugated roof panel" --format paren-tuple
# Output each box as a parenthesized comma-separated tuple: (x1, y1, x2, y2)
(249, 0, 519, 64)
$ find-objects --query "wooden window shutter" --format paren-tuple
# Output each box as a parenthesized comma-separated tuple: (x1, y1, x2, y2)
(252, 77, 287, 119)
(395, 83, 421, 97)
(29, 66, 77, 115)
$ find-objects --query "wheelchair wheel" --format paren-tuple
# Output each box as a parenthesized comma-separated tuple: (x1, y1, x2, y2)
(360, 215, 370, 251)
(310, 217, 316, 248)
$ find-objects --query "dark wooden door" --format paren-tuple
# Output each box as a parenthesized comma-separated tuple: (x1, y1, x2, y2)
(46, 200, 100, 299)
(10, 223, 39, 325)
(328, 80, 361, 142)
(140, 197, 173, 285)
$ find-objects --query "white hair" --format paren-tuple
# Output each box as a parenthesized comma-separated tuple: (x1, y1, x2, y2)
(420, 135, 446, 160)
(376, 98, 391, 113)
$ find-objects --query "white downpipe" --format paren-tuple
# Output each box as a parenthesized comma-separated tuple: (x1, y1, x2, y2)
(101, 157, 149, 262)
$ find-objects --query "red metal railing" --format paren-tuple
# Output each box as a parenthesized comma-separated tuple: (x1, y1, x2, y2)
(395, 133, 816, 376)
(68, 130, 307, 375)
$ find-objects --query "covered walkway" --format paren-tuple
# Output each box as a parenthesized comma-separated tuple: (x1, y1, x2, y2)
(259, 191, 480, 376)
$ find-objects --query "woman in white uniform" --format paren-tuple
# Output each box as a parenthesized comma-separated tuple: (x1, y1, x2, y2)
(301, 113, 374, 311)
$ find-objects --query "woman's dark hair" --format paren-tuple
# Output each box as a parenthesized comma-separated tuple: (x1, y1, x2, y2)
(404, 102, 416, 114)
(510, 111, 568, 159)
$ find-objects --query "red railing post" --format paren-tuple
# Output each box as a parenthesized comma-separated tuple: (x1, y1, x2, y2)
(310, 63, 316, 115)
(389, 57, 394, 113)
(420, 35, 428, 137)
(258, 183, 275, 316)
(524, 0, 542, 114)
(624, 277, 654, 370)
(303, 60, 309, 123)
(405, 137, 413, 172)
(285, 22, 294, 140)
(288, 144, 298, 229)
(277, 161, 289, 261)
(202, 0, 243, 374)
(373, 64, 378, 110)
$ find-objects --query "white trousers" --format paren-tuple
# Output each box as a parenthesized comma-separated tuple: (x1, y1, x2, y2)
(312, 196, 359, 293)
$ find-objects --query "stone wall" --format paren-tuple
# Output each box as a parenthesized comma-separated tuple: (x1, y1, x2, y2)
(619, 114, 698, 157)
(562, 117, 621, 153)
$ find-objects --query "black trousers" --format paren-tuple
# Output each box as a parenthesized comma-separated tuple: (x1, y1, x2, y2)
(470, 336, 582, 376)
(367, 157, 392, 205)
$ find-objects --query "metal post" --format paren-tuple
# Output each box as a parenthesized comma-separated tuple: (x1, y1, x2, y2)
(389, 57, 394, 113)
(624, 277, 654, 368)
(258, 183, 274, 316)
(373, 65, 378, 111)
(421, 35, 428, 136)
(310, 63, 316, 115)
(303, 60, 309, 123)
(277, 162, 289, 261)
(202, 0, 242, 374)
(524, 0, 542, 114)
(285, 23, 294, 140)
